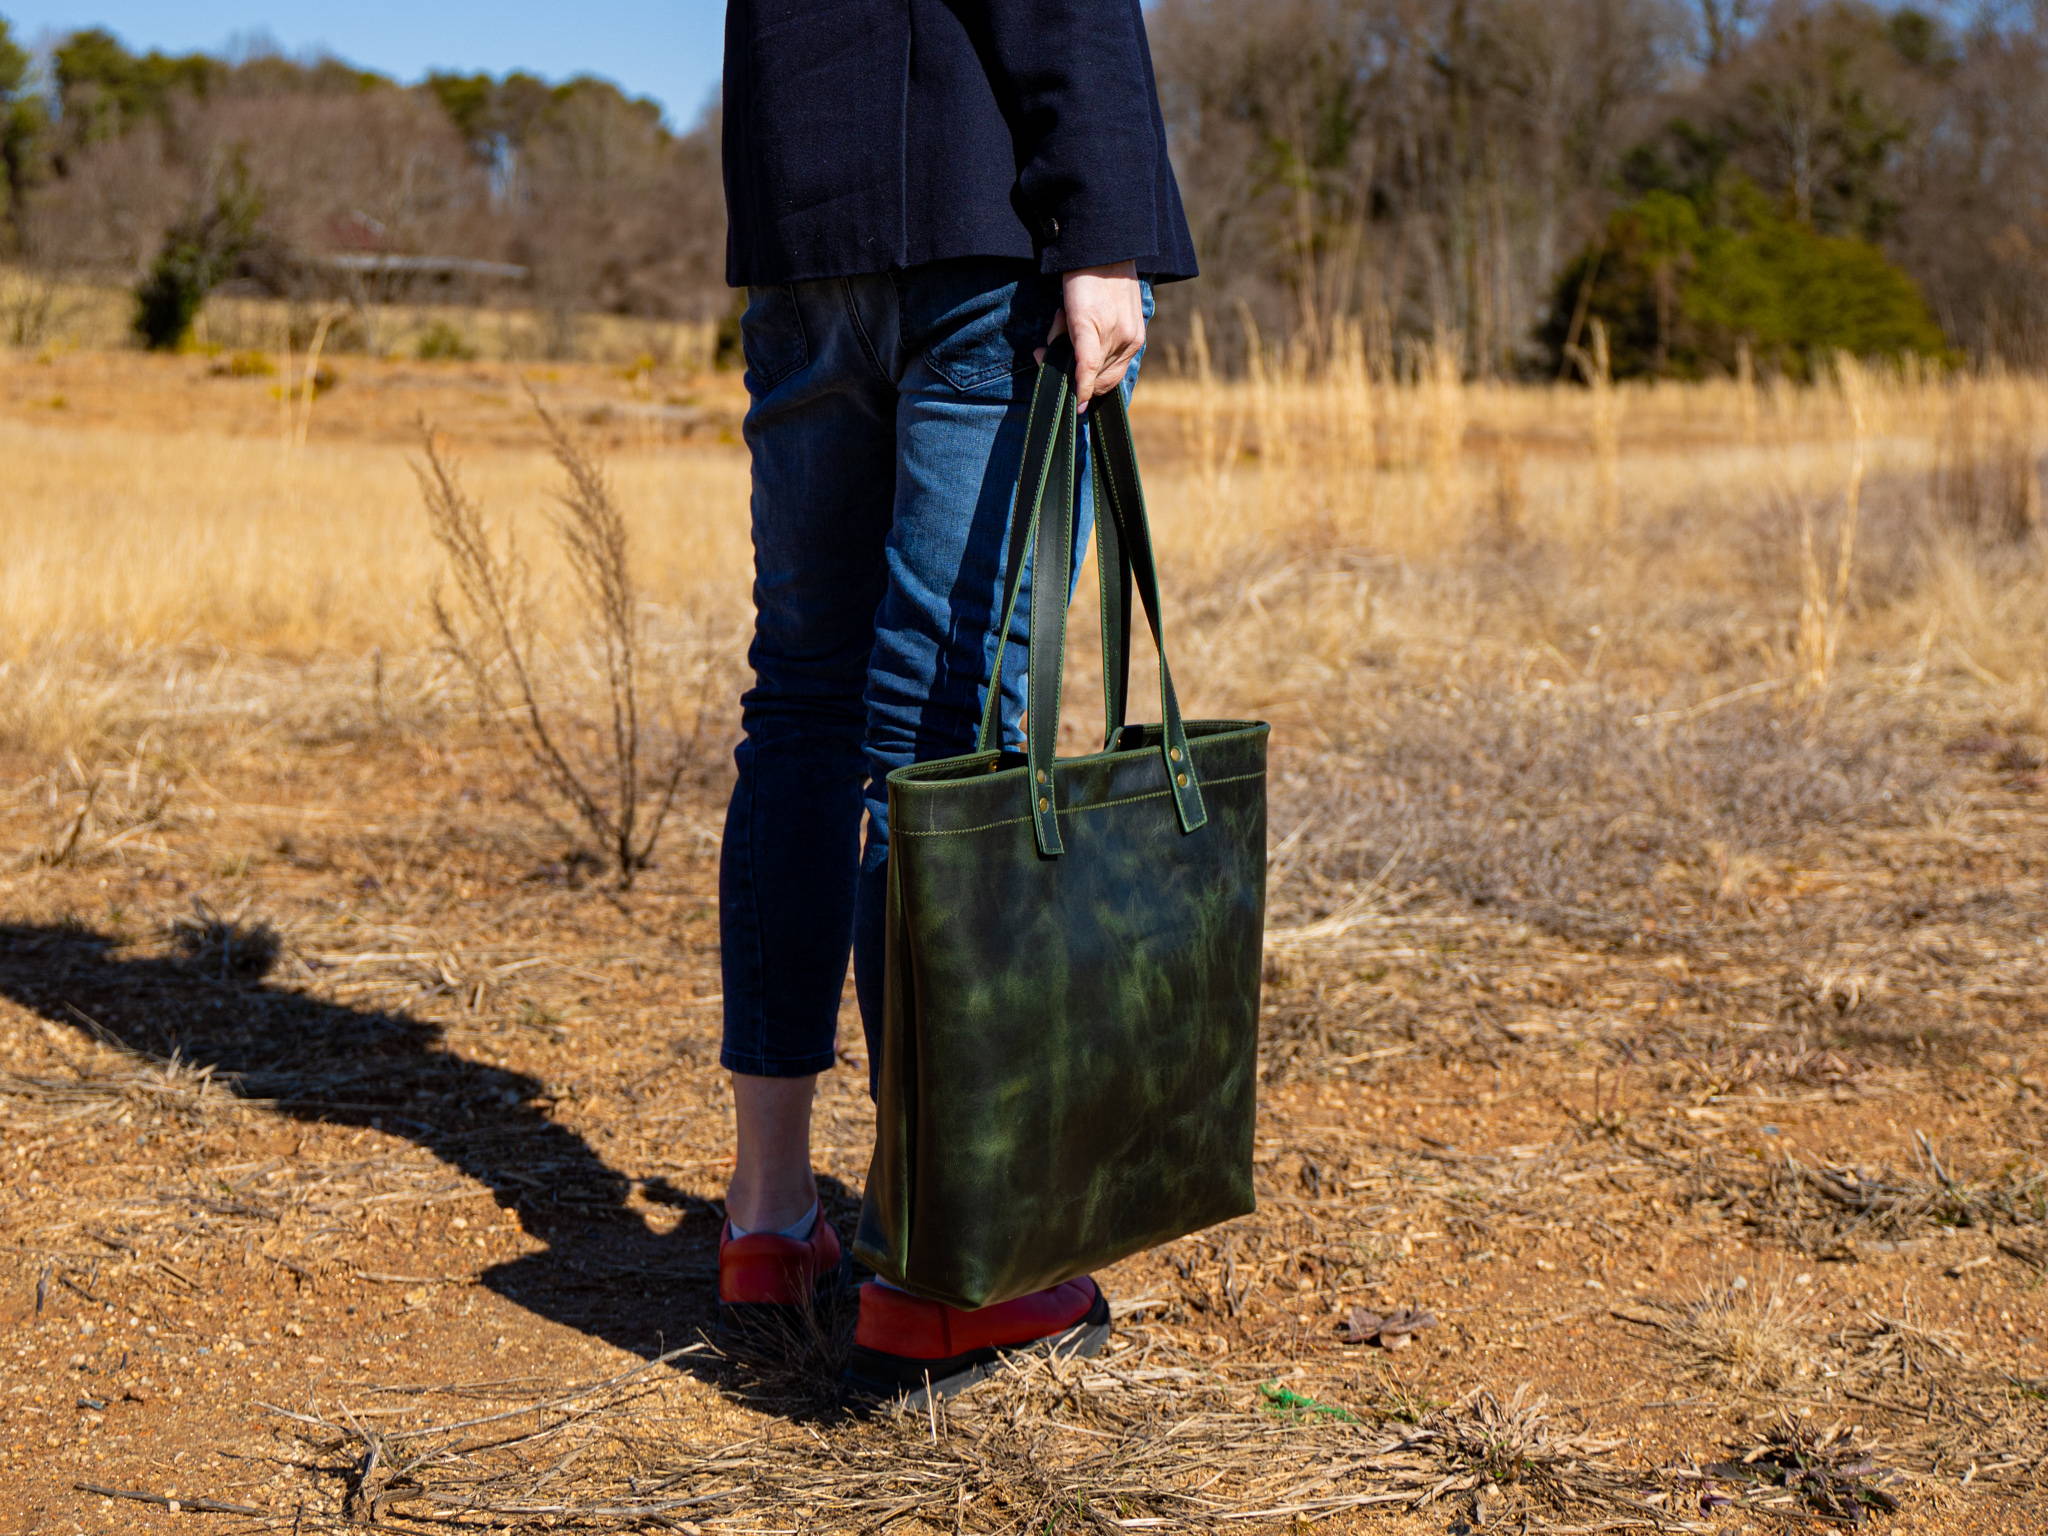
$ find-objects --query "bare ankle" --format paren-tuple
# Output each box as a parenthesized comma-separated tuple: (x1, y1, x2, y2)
(727, 1070, 821, 1234)
(725, 1180, 818, 1235)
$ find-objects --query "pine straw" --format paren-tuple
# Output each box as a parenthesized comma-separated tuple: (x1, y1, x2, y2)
(252, 1336, 1706, 1534)
(1702, 1141, 2048, 1259)
(0, 1050, 242, 1127)
(1622, 1291, 2048, 1495)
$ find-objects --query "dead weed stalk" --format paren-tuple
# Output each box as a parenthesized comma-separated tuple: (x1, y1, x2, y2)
(418, 402, 698, 888)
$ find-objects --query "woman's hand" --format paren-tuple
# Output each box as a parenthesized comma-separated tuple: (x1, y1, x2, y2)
(1038, 260, 1144, 410)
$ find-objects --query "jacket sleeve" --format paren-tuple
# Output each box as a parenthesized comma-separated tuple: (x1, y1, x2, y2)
(972, 0, 1166, 274)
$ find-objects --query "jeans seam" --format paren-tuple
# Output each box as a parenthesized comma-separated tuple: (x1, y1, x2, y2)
(721, 1047, 839, 1076)
(839, 277, 890, 382)
(729, 763, 767, 1063)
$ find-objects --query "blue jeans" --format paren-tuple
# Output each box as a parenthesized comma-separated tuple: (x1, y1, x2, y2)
(719, 258, 1153, 1078)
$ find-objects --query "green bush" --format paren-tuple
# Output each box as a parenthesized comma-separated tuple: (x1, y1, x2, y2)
(415, 319, 478, 361)
(1541, 176, 1947, 380)
(133, 161, 262, 352)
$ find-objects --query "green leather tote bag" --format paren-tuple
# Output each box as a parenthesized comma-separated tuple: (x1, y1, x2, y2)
(854, 345, 1270, 1309)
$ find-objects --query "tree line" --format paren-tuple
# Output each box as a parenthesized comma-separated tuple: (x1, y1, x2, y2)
(0, 22, 725, 353)
(1, 2, 2044, 375)
(1155, 0, 2047, 375)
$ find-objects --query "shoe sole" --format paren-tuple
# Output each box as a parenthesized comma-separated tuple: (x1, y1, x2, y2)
(841, 1286, 1112, 1410)
(715, 1247, 853, 1342)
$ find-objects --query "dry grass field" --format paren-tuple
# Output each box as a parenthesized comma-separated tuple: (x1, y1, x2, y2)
(2, 313, 2047, 1534)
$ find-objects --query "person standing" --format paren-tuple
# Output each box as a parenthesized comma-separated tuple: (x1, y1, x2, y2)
(713, 0, 1197, 1399)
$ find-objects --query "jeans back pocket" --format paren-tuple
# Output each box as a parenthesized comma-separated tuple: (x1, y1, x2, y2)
(740, 284, 810, 393)
(895, 259, 1061, 396)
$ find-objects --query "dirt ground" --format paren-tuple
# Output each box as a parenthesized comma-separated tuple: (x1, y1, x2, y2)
(3, 348, 2047, 1533)
(3, 720, 2045, 1534)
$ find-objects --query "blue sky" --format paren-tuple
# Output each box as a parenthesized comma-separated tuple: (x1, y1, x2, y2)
(0, 2, 728, 127)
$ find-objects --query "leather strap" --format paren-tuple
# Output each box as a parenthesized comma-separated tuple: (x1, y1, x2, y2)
(1088, 384, 1207, 836)
(977, 354, 1072, 756)
(979, 340, 1207, 856)
(1023, 368, 1080, 854)
(1094, 439, 1132, 750)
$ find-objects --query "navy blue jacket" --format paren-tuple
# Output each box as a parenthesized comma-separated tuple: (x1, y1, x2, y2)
(722, 0, 1198, 286)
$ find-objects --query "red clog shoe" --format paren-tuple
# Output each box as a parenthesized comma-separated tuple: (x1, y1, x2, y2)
(716, 1213, 848, 1331)
(843, 1276, 1110, 1406)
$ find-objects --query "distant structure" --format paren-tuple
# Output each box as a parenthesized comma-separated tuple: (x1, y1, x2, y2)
(301, 211, 529, 307)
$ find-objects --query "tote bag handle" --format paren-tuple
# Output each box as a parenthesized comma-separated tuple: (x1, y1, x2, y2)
(976, 341, 1206, 857)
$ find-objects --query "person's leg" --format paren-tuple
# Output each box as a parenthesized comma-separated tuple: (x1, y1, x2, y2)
(719, 278, 895, 1236)
(849, 260, 1058, 1071)
(850, 264, 1155, 1069)
(726, 1075, 818, 1234)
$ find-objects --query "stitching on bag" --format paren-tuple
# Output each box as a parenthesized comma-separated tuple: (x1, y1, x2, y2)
(1167, 672, 1210, 823)
(897, 768, 1267, 839)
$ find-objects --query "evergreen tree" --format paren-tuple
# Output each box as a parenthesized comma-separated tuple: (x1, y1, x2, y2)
(0, 16, 45, 249)
(1542, 174, 1947, 379)
(134, 158, 263, 351)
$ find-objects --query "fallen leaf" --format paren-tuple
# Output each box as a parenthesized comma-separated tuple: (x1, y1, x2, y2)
(1339, 1305, 1438, 1348)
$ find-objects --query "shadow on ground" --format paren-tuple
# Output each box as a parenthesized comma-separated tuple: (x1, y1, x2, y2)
(0, 920, 861, 1418)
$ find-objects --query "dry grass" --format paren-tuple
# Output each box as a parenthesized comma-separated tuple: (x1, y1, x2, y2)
(0, 263, 718, 366)
(5, 323, 2048, 1535)
(1715, 1144, 2048, 1259)
(1651, 1277, 1819, 1393)
(251, 1343, 1703, 1534)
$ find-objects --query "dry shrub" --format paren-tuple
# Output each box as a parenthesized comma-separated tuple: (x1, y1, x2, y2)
(168, 899, 283, 981)
(1706, 1416, 1903, 1525)
(1278, 685, 1930, 945)
(419, 404, 714, 887)
(1935, 378, 2044, 547)
(0, 263, 82, 348)
(0, 1052, 237, 1129)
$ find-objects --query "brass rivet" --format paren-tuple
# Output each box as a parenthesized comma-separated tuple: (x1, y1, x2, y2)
(1175, 773, 1189, 788)
(1169, 746, 1183, 762)
(1036, 769, 1048, 784)
(1038, 796, 1050, 813)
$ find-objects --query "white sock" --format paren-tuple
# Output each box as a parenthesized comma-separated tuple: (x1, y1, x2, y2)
(729, 1199, 819, 1242)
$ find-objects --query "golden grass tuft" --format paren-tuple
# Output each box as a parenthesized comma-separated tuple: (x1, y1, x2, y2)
(1665, 1277, 1817, 1393)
